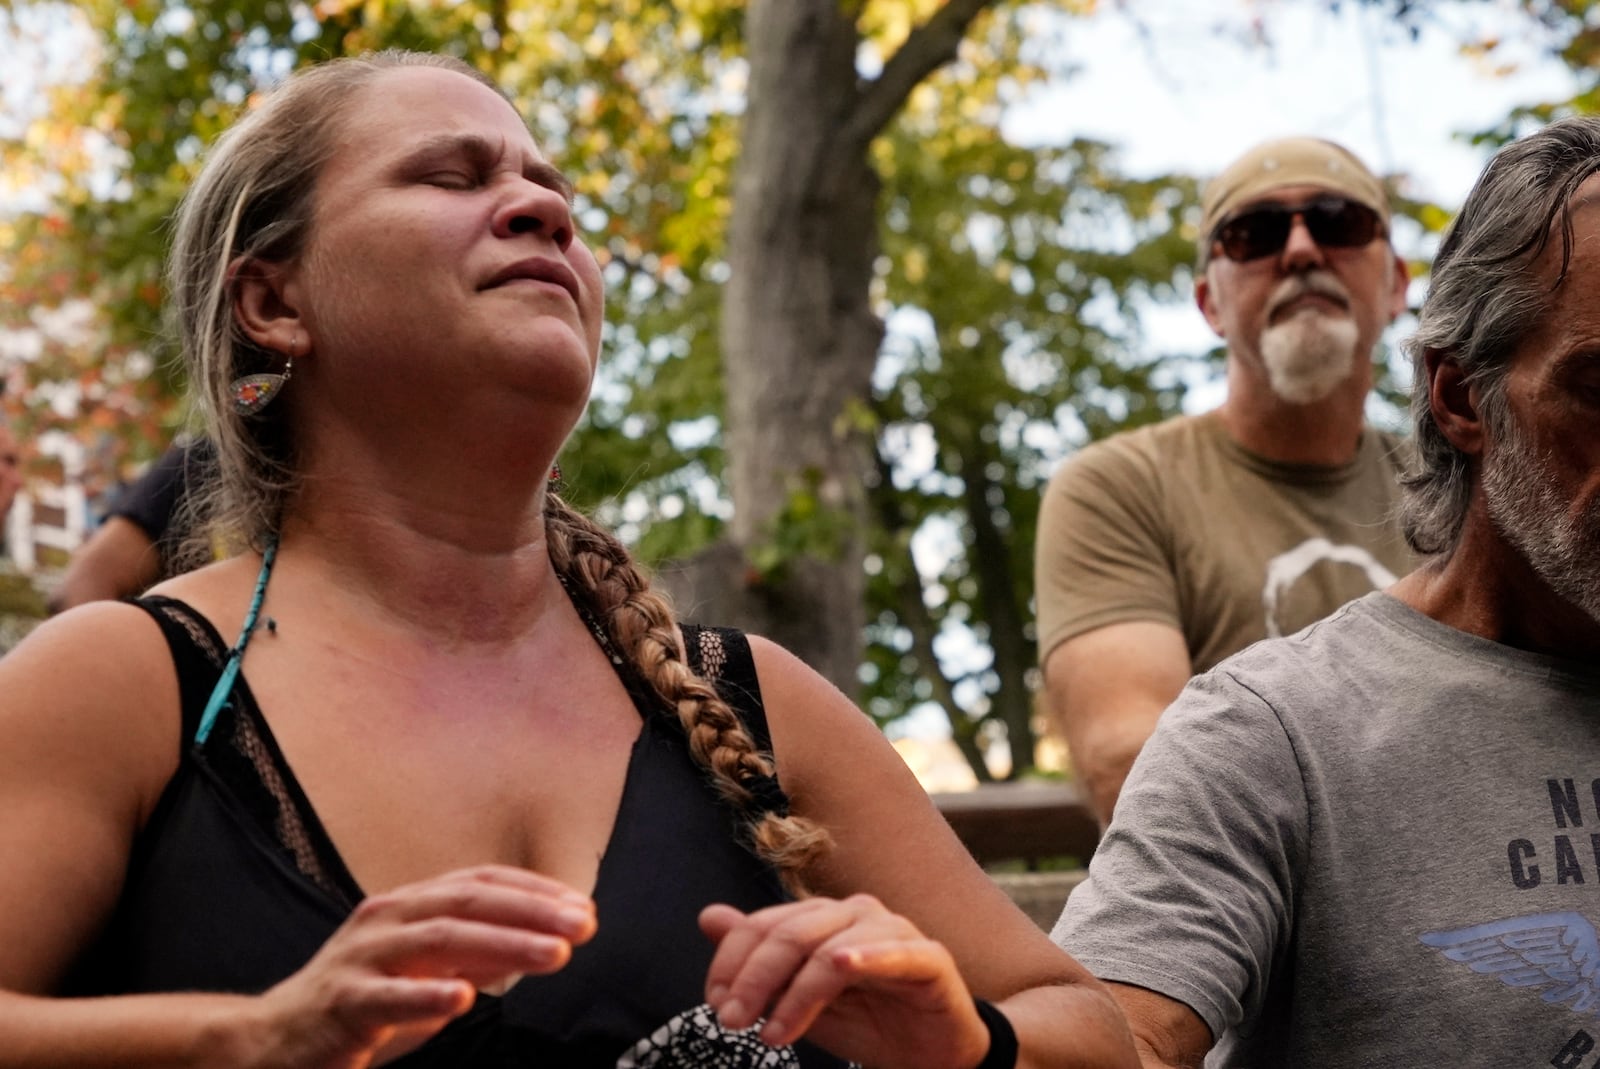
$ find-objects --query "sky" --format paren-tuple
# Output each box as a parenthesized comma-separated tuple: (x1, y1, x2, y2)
(1017, 0, 1576, 205)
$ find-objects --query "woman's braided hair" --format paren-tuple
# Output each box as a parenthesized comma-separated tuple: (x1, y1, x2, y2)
(544, 494, 832, 895)
(170, 49, 832, 893)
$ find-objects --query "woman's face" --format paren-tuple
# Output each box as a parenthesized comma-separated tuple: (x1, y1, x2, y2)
(279, 66, 605, 419)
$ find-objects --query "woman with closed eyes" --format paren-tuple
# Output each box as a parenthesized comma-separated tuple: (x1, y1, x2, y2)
(0, 51, 1137, 1069)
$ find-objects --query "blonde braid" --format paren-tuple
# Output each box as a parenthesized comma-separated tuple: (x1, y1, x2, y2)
(545, 494, 831, 895)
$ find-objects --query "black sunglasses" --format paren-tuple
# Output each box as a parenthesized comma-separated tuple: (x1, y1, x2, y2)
(1212, 196, 1384, 263)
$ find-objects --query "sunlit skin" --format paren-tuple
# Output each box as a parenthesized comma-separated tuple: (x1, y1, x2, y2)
(1395, 177, 1600, 662)
(248, 66, 608, 559)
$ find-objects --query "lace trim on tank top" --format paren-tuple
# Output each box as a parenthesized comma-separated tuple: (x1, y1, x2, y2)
(143, 597, 358, 907)
(166, 602, 225, 669)
(695, 629, 728, 684)
(142, 583, 784, 910)
(229, 710, 339, 898)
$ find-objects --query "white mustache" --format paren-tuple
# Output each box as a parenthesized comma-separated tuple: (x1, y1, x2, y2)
(1268, 271, 1349, 317)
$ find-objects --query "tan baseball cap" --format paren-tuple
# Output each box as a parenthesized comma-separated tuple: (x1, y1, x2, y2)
(1200, 137, 1390, 258)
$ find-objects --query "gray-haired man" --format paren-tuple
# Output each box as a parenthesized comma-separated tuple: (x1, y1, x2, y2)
(1056, 117, 1600, 1066)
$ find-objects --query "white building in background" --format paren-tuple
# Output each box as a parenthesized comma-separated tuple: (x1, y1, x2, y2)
(1, 299, 102, 571)
(2, 429, 86, 572)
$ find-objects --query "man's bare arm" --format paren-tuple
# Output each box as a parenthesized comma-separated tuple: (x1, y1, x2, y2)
(1042, 621, 1190, 828)
(49, 517, 162, 613)
(1108, 984, 1213, 1069)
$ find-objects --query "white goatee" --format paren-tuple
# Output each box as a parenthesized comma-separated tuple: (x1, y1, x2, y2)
(1257, 309, 1360, 405)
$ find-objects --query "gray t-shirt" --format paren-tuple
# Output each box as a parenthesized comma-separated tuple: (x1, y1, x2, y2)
(1055, 592, 1600, 1067)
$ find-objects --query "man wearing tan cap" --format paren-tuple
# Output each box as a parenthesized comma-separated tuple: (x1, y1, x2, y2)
(1035, 137, 1413, 828)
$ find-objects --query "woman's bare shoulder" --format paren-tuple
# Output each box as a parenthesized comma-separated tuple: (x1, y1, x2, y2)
(0, 599, 184, 809)
(3, 598, 174, 687)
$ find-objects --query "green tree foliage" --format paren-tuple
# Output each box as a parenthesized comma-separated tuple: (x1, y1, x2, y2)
(866, 120, 1199, 777)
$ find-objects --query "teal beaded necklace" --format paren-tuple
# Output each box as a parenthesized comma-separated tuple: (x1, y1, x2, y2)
(195, 535, 278, 745)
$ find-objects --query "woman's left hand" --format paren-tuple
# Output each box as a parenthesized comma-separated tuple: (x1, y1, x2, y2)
(699, 895, 992, 1069)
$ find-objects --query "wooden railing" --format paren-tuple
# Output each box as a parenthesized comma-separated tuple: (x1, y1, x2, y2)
(931, 781, 1100, 930)
(932, 781, 1100, 868)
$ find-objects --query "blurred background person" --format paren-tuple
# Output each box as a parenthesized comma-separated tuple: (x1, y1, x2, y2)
(49, 439, 211, 612)
(1035, 137, 1414, 828)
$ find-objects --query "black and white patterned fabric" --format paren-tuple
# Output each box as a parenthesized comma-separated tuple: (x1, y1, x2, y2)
(617, 1003, 862, 1069)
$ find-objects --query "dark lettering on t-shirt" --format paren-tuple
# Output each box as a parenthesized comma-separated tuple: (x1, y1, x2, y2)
(1551, 1029, 1595, 1068)
(1510, 839, 1541, 889)
(1555, 836, 1585, 885)
(1551, 779, 1584, 829)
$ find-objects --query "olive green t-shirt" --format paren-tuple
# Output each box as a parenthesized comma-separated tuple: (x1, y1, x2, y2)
(1035, 412, 1414, 673)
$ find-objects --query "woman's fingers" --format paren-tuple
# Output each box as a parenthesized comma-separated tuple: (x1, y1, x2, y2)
(701, 895, 954, 1042)
(701, 898, 857, 1027)
(362, 915, 580, 983)
(764, 935, 959, 1042)
(829, 938, 957, 983)
(699, 894, 992, 1069)
(328, 975, 477, 1027)
(697, 902, 745, 944)
(257, 865, 597, 1065)
(329, 867, 598, 990)
(358, 865, 596, 938)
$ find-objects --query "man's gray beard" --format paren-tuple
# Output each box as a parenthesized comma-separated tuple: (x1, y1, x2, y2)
(1481, 412, 1600, 627)
(1256, 310, 1360, 404)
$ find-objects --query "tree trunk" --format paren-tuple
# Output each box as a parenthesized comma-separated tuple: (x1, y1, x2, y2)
(707, 0, 881, 693)
(670, 0, 997, 696)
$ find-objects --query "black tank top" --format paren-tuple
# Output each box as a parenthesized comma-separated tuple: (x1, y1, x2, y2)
(65, 596, 854, 1068)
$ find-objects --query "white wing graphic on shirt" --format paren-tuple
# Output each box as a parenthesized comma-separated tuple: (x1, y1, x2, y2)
(1419, 913, 1600, 1014)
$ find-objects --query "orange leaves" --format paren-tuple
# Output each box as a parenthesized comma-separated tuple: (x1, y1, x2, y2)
(312, 0, 361, 17)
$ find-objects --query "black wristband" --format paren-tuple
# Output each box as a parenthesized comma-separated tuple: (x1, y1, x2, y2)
(971, 998, 1019, 1069)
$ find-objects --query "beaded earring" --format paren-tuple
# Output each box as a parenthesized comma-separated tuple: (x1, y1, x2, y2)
(230, 338, 298, 415)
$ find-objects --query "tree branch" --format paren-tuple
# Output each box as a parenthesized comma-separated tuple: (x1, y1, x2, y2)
(869, 441, 994, 783)
(836, 0, 998, 161)
(960, 440, 1035, 777)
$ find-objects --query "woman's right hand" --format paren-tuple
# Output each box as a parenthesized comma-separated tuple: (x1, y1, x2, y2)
(242, 865, 596, 1069)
